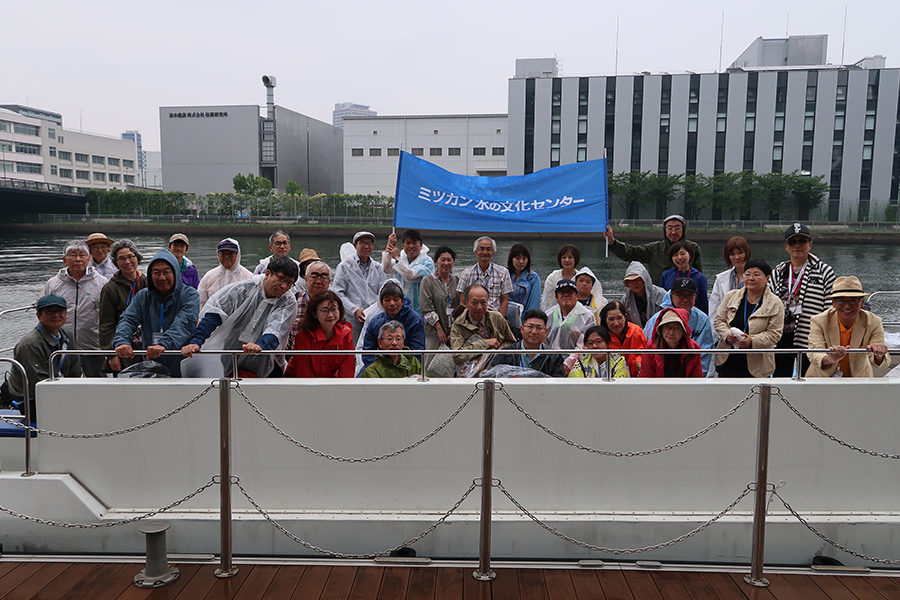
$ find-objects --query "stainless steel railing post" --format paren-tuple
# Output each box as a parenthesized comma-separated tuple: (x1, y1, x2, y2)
(473, 380, 497, 581)
(0, 358, 32, 476)
(744, 384, 771, 588)
(215, 378, 238, 578)
(792, 350, 805, 381)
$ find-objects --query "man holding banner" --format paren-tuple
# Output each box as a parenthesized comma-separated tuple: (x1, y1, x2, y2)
(456, 236, 513, 317)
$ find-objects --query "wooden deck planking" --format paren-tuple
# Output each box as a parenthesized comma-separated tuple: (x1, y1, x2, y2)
(1, 562, 900, 600)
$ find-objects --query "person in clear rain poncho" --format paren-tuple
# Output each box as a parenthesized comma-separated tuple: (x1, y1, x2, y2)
(180, 256, 299, 378)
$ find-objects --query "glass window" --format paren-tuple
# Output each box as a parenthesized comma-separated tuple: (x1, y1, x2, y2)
(863, 144, 873, 160)
(774, 117, 785, 131)
(108, 157, 120, 167)
(836, 86, 847, 101)
(804, 116, 815, 131)
(772, 146, 783, 160)
(448, 147, 461, 156)
(92, 155, 105, 165)
(58, 150, 71, 161)
(13, 123, 39, 136)
(109, 173, 121, 182)
(473, 147, 486, 156)
(50, 165, 58, 176)
(60, 168, 72, 178)
(123, 159, 134, 168)
(578, 119, 588, 134)
(745, 117, 755, 132)
(688, 118, 698, 133)
(124, 175, 135, 184)
(492, 147, 505, 156)
(865, 115, 876, 130)
(0, 121, 9, 133)
(0, 161, 13, 172)
(551, 121, 561, 134)
(0, 142, 10, 152)
(429, 148, 442, 156)
(93, 172, 106, 181)
(49, 146, 57, 157)
(351, 148, 363, 157)
(369, 148, 381, 157)
(411, 148, 423, 156)
(75, 153, 89, 163)
(387, 148, 400, 156)
(16, 163, 41, 174)
(716, 118, 726, 132)
(15, 143, 41, 155)
(577, 148, 587, 162)
(48, 128, 56, 139)
(550, 148, 560, 162)
(834, 116, 844, 130)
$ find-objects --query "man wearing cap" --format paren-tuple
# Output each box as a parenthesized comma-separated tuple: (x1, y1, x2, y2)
(604, 215, 704, 284)
(254, 230, 300, 275)
(769, 223, 836, 377)
(642, 277, 715, 376)
(382, 229, 435, 314)
(546, 279, 596, 350)
(41, 240, 109, 378)
(198, 238, 254, 310)
(456, 236, 513, 317)
(167, 233, 200, 289)
(0, 295, 82, 412)
(113, 249, 200, 377)
(86, 233, 117, 279)
(806, 276, 891, 378)
(333, 231, 385, 344)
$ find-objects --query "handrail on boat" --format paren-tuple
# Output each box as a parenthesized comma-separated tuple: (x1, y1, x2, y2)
(0, 357, 32, 476)
(0, 305, 36, 320)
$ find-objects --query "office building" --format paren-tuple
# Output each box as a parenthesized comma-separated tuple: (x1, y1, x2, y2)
(508, 37, 900, 221)
(333, 102, 377, 128)
(342, 114, 508, 195)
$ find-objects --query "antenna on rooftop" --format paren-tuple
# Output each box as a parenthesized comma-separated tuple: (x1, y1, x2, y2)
(718, 11, 725, 72)
(840, 6, 848, 66)
(615, 15, 620, 76)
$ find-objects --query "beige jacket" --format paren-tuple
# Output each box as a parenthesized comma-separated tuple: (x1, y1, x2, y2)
(714, 287, 784, 378)
(806, 308, 891, 377)
(449, 307, 516, 365)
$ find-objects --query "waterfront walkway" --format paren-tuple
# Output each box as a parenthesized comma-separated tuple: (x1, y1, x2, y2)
(1, 561, 898, 599)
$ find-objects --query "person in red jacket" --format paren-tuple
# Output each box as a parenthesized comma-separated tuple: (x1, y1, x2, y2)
(599, 301, 647, 377)
(284, 291, 354, 378)
(640, 308, 703, 378)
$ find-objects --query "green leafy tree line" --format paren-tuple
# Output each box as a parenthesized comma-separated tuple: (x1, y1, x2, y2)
(608, 170, 830, 221)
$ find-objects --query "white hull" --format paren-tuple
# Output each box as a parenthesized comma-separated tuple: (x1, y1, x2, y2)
(2, 378, 898, 565)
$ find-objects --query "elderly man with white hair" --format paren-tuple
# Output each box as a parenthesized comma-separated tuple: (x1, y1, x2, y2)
(456, 236, 513, 317)
(41, 240, 109, 377)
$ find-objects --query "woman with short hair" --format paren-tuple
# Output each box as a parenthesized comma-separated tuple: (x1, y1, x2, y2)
(99, 239, 146, 373)
(284, 291, 354, 378)
(708, 236, 751, 319)
(600, 300, 647, 377)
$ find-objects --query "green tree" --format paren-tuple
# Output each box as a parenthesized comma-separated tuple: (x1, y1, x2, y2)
(284, 179, 302, 196)
(790, 171, 829, 221)
(757, 172, 793, 219)
(609, 171, 654, 219)
(647, 173, 683, 219)
(682, 174, 714, 217)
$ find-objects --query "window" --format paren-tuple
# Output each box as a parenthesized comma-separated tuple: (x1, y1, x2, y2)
(433, 130, 438, 135)
(59, 168, 72, 179)
(804, 116, 815, 131)
(57, 135, 64, 144)
(387, 148, 400, 156)
(0, 142, 10, 152)
(492, 147, 505, 156)
(834, 116, 844, 130)
(107, 157, 120, 167)
(13, 123, 39, 136)
(351, 148, 363, 157)
(92, 155, 105, 165)
(48, 128, 56, 139)
(865, 115, 876, 130)
(109, 173, 121, 183)
(50, 165, 58, 176)
(577, 148, 587, 162)
(76, 170, 89, 180)
(496, 129, 502, 134)
(372, 131, 377, 135)
(430, 148, 442, 156)
(124, 175, 135, 184)
(93, 172, 106, 181)
(0, 121, 9, 132)
(17, 163, 41, 174)
(0, 161, 13, 172)
(15, 143, 40, 155)
(75, 153, 89, 163)
(369, 148, 381, 156)
(58, 150, 71, 161)
(473, 147, 486, 156)
(49, 146, 57, 157)
(411, 148, 423, 156)
(448, 147, 461, 156)
(123, 159, 134, 168)
(745, 117, 755, 132)
(772, 146, 783, 161)
(863, 144, 874, 160)
(716, 117, 726, 132)
(688, 118, 698, 133)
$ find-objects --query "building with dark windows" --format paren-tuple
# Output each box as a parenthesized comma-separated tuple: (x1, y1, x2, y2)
(508, 37, 899, 222)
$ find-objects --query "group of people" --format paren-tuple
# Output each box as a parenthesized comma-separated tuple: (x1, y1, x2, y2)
(2, 218, 892, 410)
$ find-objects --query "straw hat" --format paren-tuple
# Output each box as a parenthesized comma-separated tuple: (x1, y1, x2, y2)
(297, 248, 321, 264)
(86, 232, 114, 247)
(827, 276, 866, 299)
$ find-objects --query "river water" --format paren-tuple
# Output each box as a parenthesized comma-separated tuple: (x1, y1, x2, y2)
(2, 232, 899, 374)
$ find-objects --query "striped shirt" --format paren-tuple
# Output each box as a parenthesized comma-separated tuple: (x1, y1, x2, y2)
(456, 263, 513, 312)
(769, 253, 835, 348)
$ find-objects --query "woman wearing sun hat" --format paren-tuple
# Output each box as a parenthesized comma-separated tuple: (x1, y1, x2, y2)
(805, 276, 891, 378)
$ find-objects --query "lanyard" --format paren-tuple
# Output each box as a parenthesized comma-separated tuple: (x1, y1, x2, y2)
(127, 277, 140, 307)
(38, 326, 67, 370)
(159, 301, 165, 333)
(787, 262, 807, 299)
(434, 272, 453, 305)
(743, 293, 762, 333)
(479, 264, 493, 288)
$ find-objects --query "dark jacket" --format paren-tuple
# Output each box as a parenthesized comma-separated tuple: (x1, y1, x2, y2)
(490, 340, 566, 377)
(361, 297, 426, 369)
(112, 250, 199, 376)
(9, 325, 82, 400)
(610, 230, 703, 284)
(99, 271, 148, 350)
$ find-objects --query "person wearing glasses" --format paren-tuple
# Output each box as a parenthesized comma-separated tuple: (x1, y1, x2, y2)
(567, 325, 629, 379)
(284, 290, 354, 378)
(806, 276, 891, 377)
(180, 256, 298, 378)
(714, 259, 783, 378)
(99, 239, 147, 373)
(358, 281, 425, 372)
(489, 309, 565, 377)
(769, 223, 836, 377)
(604, 215, 704, 284)
(254, 230, 300, 275)
(456, 237, 513, 316)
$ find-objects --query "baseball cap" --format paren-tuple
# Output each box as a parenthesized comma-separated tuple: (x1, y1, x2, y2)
(353, 231, 375, 244)
(36, 294, 68, 311)
(671, 277, 697, 294)
(217, 238, 239, 252)
(555, 279, 578, 294)
(168, 233, 190, 246)
(784, 223, 811, 241)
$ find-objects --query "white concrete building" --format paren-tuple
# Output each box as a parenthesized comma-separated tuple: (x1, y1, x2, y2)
(342, 114, 508, 195)
(333, 102, 376, 128)
(1, 105, 139, 193)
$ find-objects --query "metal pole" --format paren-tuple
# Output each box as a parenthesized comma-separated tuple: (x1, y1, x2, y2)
(792, 350, 804, 381)
(604, 351, 612, 381)
(231, 354, 239, 380)
(744, 384, 771, 588)
(0, 358, 31, 476)
(215, 378, 238, 578)
(473, 380, 496, 581)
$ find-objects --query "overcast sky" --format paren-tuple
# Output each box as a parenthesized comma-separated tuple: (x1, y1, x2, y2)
(7, 0, 899, 151)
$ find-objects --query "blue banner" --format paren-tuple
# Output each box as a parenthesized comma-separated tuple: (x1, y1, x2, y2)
(393, 152, 608, 233)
